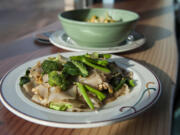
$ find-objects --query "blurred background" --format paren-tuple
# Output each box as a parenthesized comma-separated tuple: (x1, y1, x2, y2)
(0, 0, 117, 44)
(0, 0, 65, 44)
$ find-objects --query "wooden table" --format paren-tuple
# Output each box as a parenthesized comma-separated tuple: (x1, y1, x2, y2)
(0, 0, 178, 134)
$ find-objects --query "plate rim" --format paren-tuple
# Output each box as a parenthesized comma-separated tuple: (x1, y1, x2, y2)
(49, 30, 146, 53)
(0, 53, 161, 128)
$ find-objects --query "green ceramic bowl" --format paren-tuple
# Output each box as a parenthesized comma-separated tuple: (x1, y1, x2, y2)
(58, 8, 139, 48)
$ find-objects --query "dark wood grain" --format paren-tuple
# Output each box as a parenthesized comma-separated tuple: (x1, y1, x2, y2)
(0, 0, 177, 135)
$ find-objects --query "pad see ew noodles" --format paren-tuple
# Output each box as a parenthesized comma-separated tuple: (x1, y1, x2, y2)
(19, 53, 135, 112)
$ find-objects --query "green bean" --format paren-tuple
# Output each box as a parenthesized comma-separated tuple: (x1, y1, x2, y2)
(84, 84, 106, 101)
(76, 82, 94, 109)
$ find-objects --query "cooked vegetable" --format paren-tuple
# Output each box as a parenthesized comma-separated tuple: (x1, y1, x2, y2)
(82, 58, 111, 73)
(84, 57, 109, 67)
(110, 74, 122, 87)
(127, 79, 135, 87)
(87, 13, 121, 23)
(20, 53, 135, 112)
(19, 76, 30, 87)
(99, 54, 112, 59)
(25, 67, 31, 76)
(48, 56, 59, 62)
(114, 78, 127, 91)
(76, 82, 94, 110)
(63, 61, 80, 76)
(70, 56, 111, 73)
(84, 52, 99, 59)
(84, 84, 106, 101)
(49, 102, 72, 111)
(85, 52, 111, 59)
(71, 60, 88, 77)
(41, 60, 60, 74)
(48, 71, 70, 90)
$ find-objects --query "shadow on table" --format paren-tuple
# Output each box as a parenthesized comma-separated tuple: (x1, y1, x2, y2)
(113, 59, 174, 135)
(139, 4, 175, 21)
(121, 24, 172, 55)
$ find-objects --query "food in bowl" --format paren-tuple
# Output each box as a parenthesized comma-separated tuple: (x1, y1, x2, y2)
(19, 53, 135, 112)
(58, 8, 139, 47)
(87, 13, 123, 23)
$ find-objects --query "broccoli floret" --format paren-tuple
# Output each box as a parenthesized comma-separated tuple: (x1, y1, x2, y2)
(48, 71, 70, 90)
(19, 76, 30, 87)
(63, 61, 80, 76)
(41, 60, 60, 74)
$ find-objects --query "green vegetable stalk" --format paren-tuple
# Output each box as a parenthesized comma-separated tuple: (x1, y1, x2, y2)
(99, 53, 111, 59)
(71, 60, 88, 77)
(84, 57, 109, 67)
(49, 102, 72, 111)
(127, 79, 135, 87)
(84, 84, 106, 101)
(85, 52, 111, 59)
(70, 56, 111, 73)
(81, 57, 111, 73)
(96, 59, 108, 66)
(114, 78, 127, 91)
(76, 82, 94, 110)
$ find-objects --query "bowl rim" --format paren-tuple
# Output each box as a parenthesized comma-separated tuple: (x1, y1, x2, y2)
(58, 8, 139, 26)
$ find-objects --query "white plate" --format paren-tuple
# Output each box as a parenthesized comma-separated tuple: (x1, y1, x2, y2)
(0, 52, 161, 128)
(49, 30, 146, 53)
